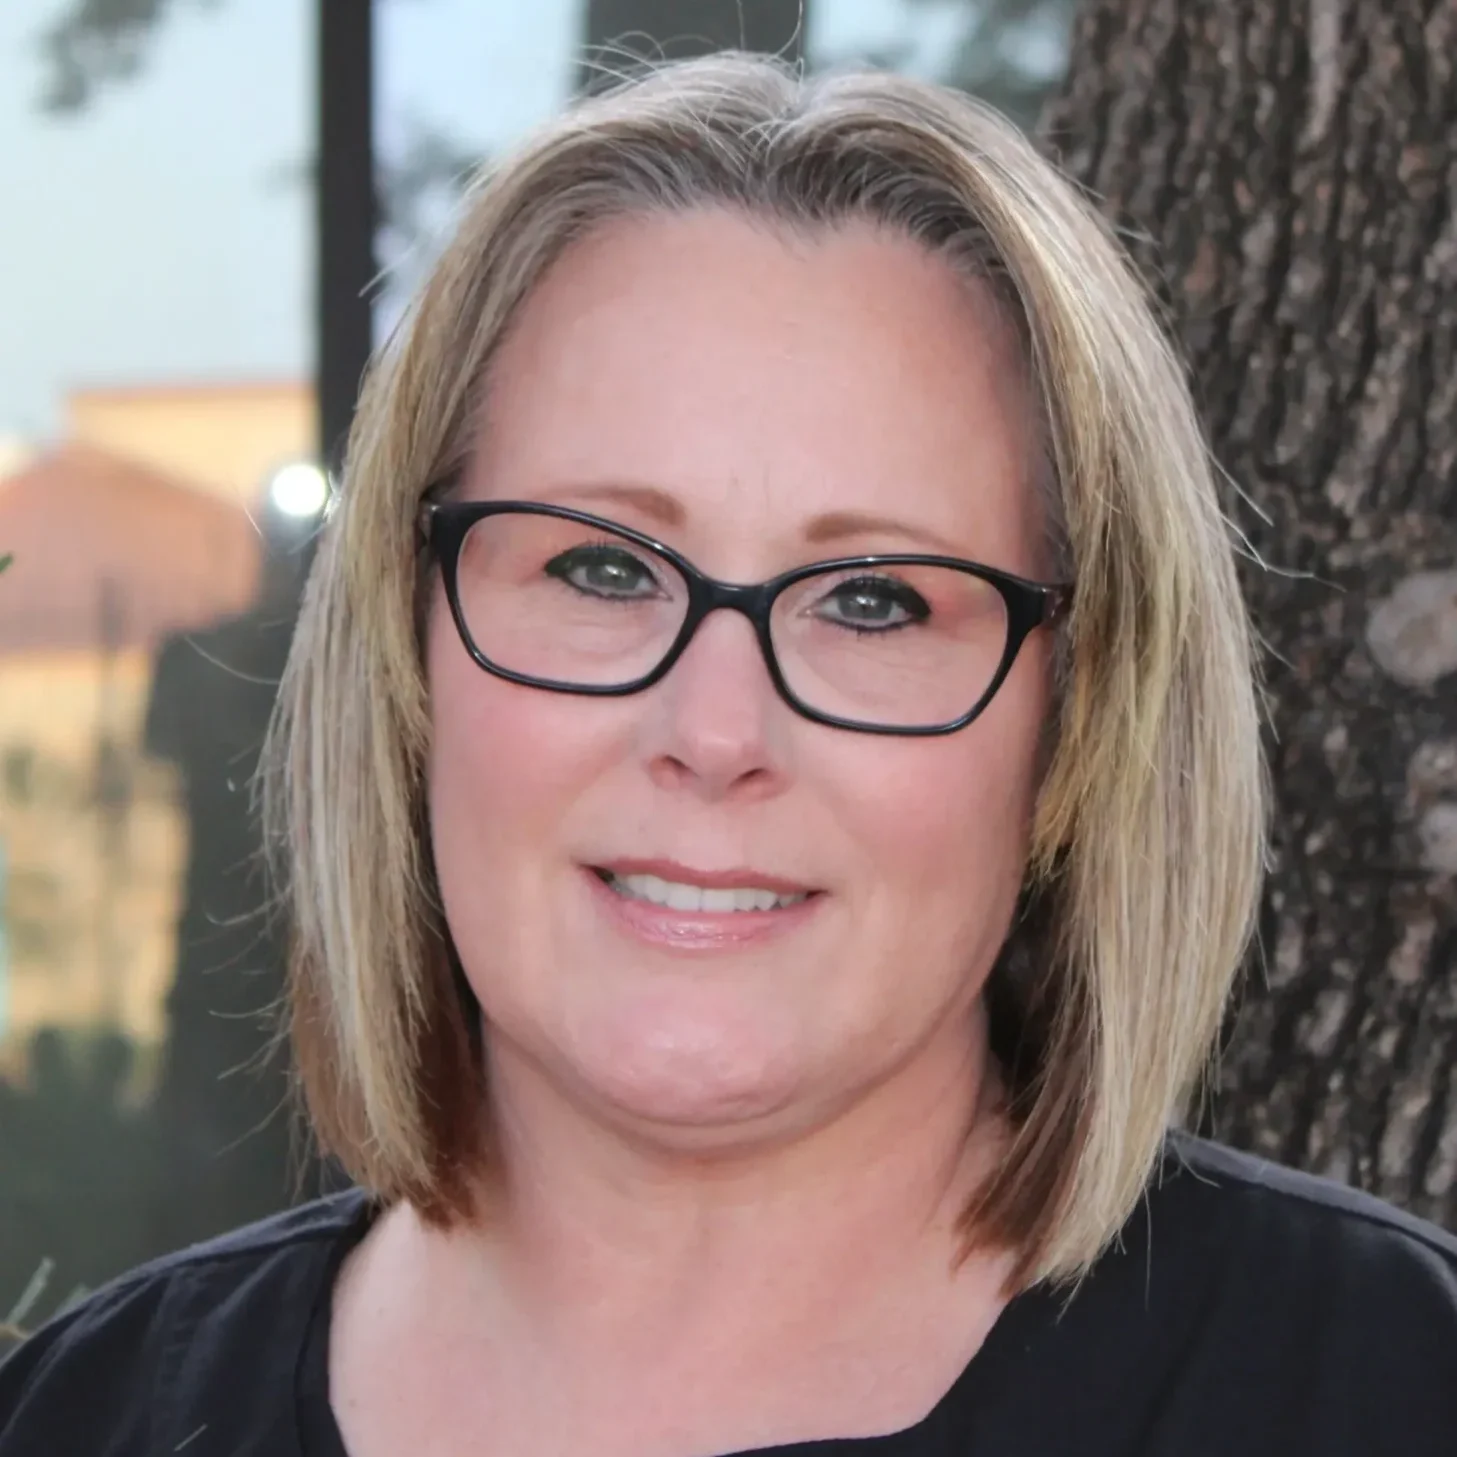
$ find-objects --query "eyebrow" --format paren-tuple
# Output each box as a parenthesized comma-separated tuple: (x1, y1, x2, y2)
(549, 481, 686, 529)
(802, 509, 967, 557)
(548, 483, 967, 557)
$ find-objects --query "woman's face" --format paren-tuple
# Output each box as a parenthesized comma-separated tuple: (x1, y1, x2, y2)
(428, 210, 1054, 1149)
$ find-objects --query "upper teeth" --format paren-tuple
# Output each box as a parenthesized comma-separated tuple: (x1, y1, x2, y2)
(608, 872, 807, 913)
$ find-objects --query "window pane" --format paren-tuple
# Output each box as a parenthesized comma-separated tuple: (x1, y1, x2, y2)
(0, 0, 316, 1326)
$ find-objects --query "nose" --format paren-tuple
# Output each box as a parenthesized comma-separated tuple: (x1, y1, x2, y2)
(639, 608, 789, 802)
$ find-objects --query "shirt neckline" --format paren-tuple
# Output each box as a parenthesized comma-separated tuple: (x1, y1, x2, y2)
(294, 1191, 375, 1457)
(290, 1196, 1058, 1457)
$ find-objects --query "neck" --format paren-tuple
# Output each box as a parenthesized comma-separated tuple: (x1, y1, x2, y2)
(334, 1001, 1022, 1455)
(445, 998, 1010, 1351)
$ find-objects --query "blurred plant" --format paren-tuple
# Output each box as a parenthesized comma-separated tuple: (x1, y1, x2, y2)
(35, 1, 481, 261)
(922, 0, 1076, 127)
(0, 553, 12, 575)
(262, 121, 484, 299)
(376, 120, 485, 271)
(32, 0, 433, 115)
(817, 0, 1075, 131)
(31, 0, 1076, 244)
(34, 0, 222, 115)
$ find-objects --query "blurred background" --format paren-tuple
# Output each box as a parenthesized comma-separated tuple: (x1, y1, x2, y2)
(0, 0, 1076, 1331)
(6, 0, 1456, 1340)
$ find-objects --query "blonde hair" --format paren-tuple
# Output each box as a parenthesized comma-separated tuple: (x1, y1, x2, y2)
(264, 53, 1266, 1288)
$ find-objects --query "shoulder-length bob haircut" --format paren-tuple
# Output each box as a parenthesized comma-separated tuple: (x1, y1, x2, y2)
(264, 52, 1266, 1288)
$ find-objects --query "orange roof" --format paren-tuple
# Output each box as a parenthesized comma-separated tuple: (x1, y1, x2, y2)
(0, 444, 261, 654)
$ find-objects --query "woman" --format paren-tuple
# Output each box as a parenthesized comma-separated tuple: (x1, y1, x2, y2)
(2, 53, 1453, 1457)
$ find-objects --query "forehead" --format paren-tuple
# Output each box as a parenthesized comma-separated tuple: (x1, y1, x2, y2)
(467, 209, 1045, 569)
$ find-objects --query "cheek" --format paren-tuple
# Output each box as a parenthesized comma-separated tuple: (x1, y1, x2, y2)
(428, 604, 520, 854)
(834, 660, 1049, 946)
(425, 601, 598, 903)
(860, 745, 1036, 888)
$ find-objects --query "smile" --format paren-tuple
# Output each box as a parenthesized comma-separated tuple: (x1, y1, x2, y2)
(597, 870, 811, 914)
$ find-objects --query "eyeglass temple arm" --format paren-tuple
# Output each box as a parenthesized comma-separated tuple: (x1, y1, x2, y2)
(1041, 584, 1074, 625)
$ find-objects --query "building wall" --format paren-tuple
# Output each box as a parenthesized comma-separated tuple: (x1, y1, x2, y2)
(0, 437, 32, 480)
(0, 381, 313, 1068)
(68, 381, 315, 509)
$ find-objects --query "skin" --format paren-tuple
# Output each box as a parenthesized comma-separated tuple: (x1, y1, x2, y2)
(330, 210, 1056, 1457)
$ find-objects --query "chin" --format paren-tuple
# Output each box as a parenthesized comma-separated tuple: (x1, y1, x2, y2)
(561, 999, 812, 1139)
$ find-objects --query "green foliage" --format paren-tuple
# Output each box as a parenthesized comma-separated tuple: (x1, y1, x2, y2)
(0, 553, 12, 576)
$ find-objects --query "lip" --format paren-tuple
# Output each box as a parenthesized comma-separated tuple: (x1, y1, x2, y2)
(581, 861, 823, 951)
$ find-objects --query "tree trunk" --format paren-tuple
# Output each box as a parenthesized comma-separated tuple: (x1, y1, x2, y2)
(1042, 0, 1457, 1227)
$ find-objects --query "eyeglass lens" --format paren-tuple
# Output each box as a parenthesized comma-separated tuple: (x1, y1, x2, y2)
(452, 512, 1011, 730)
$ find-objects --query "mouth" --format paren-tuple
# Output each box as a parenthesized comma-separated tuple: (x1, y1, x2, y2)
(592, 867, 814, 914)
(588, 854, 823, 910)
(583, 861, 822, 950)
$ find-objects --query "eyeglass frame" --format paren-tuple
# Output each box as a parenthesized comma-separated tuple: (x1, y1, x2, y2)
(418, 496, 1072, 737)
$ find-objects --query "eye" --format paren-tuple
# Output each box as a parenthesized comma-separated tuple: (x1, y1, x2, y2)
(544, 542, 664, 600)
(813, 574, 931, 632)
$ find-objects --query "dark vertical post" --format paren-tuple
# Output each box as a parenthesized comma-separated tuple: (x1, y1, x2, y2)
(317, 0, 376, 469)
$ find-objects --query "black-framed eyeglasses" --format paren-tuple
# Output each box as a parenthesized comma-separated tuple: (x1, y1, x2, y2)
(419, 500, 1071, 737)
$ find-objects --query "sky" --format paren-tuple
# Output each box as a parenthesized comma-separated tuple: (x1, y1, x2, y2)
(0, 0, 970, 441)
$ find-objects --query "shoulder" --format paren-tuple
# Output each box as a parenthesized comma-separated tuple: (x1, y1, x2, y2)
(1158, 1130, 1457, 1283)
(982, 1140, 1455, 1451)
(0, 1189, 372, 1457)
(1148, 1134, 1457, 1428)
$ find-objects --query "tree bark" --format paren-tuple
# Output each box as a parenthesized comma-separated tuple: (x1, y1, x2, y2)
(1042, 0, 1457, 1226)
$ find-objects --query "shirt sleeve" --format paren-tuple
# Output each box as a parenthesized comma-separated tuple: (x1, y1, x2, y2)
(0, 1275, 168, 1457)
(1353, 1229, 1457, 1451)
